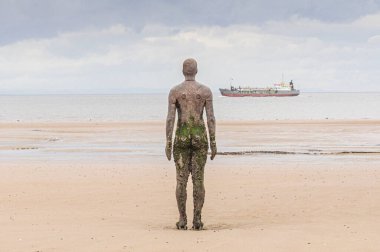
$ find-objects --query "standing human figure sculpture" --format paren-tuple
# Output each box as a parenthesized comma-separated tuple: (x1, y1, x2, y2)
(166, 58, 217, 230)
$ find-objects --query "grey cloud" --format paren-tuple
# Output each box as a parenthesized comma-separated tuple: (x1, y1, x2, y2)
(1, 22, 379, 93)
(1, 0, 380, 44)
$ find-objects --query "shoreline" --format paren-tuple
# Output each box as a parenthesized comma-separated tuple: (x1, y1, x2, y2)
(1, 119, 379, 159)
(0, 118, 380, 127)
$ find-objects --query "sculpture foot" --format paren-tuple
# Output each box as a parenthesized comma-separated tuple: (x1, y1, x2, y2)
(176, 219, 187, 230)
(192, 220, 204, 230)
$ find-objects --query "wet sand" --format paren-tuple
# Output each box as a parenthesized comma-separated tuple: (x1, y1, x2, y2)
(1, 120, 380, 251)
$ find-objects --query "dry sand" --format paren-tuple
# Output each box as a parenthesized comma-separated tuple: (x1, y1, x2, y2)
(1, 120, 380, 251)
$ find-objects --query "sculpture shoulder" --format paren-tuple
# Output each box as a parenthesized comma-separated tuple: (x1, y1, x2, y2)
(169, 81, 212, 100)
(169, 83, 185, 98)
(196, 83, 213, 100)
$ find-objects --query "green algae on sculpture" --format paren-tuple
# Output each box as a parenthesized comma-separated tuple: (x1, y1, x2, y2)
(166, 58, 216, 230)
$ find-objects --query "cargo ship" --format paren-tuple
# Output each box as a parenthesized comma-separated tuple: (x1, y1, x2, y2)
(219, 80, 300, 97)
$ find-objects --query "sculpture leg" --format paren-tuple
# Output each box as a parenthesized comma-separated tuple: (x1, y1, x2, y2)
(191, 147, 207, 230)
(173, 147, 191, 230)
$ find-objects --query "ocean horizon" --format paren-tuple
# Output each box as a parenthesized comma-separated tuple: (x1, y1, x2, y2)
(1, 92, 379, 122)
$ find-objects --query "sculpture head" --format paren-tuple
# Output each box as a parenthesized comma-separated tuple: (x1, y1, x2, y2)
(182, 58, 197, 80)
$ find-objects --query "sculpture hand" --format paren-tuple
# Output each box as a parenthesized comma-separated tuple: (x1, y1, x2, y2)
(165, 140, 172, 161)
(210, 141, 217, 160)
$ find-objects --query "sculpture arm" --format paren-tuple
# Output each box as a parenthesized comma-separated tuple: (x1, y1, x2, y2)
(205, 90, 217, 160)
(165, 89, 176, 160)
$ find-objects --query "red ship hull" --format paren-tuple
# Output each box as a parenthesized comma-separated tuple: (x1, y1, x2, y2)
(221, 93, 300, 97)
(219, 87, 300, 97)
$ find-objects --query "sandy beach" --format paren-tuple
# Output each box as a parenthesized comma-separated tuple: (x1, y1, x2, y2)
(1, 120, 380, 251)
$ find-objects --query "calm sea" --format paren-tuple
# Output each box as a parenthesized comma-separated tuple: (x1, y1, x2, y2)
(0, 92, 379, 122)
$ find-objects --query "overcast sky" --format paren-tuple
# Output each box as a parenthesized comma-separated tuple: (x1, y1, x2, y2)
(1, 0, 380, 93)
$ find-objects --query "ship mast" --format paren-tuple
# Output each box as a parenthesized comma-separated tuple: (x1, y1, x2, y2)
(229, 77, 234, 89)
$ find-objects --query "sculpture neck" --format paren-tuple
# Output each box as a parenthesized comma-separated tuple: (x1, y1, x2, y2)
(184, 75, 195, 81)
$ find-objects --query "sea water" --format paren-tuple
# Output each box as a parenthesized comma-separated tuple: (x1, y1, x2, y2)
(1, 92, 379, 162)
(0, 92, 379, 122)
